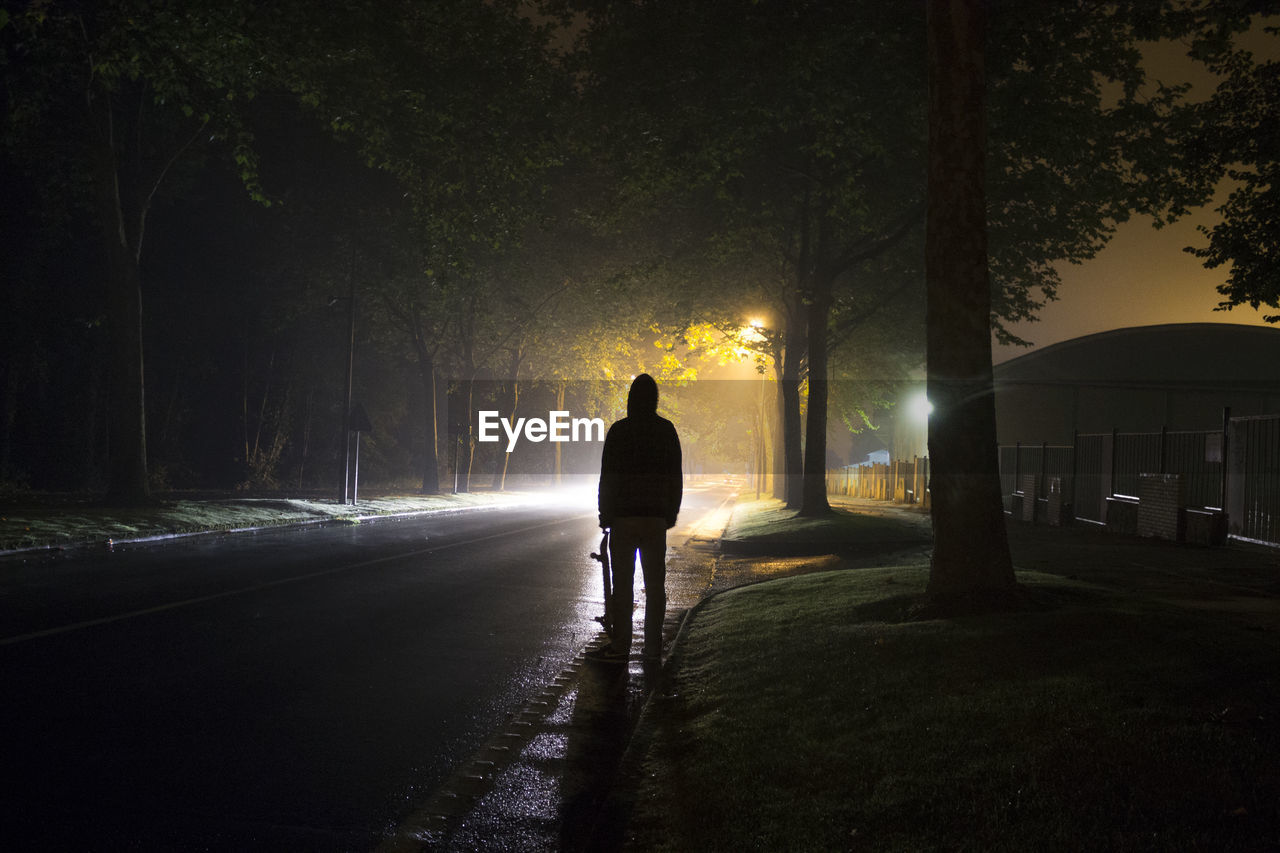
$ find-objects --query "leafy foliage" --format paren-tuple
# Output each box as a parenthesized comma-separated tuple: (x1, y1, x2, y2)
(1182, 12, 1280, 320)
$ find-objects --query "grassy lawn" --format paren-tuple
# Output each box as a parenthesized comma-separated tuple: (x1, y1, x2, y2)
(0, 491, 517, 552)
(623, 567, 1279, 851)
(724, 499, 927, 552)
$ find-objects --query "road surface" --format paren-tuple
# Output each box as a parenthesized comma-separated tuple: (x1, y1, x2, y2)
(0, 482, 733, 850)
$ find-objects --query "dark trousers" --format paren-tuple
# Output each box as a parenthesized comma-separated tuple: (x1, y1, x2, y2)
(608, 516, 667, 654)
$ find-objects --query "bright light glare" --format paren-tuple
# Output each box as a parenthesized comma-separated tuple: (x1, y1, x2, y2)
(674, 504, 735, 540)
(736, 319, 767, 357)
(909, 393, 933, 422)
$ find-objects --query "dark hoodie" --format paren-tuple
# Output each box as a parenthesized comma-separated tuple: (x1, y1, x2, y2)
(598, 374, 683, 529)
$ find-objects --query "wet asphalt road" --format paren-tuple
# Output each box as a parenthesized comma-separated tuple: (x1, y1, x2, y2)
(0, 484, 732, 851)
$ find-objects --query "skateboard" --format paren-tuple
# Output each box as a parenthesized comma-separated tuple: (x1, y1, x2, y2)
(590, 529, 613, 636)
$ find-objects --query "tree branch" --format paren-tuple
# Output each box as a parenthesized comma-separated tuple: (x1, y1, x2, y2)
(829, 200, 925, 275)
(136, 114, 210, 262)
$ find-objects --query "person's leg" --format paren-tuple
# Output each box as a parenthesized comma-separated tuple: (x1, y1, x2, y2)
(607, 518, 639, 654)
(636, 517, 667, 657)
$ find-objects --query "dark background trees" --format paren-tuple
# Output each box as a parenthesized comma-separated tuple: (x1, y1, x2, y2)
(1, 0, 274, 502)
(1, 0, 1275, 508)
(0, 0, 589, 499)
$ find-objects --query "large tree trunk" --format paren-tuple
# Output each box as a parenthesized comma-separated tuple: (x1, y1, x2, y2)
(778, 303, 806, 508)
(798, 280, 833, 516)
(924, 0, 1014, 596)
(769, 336, 786, 501)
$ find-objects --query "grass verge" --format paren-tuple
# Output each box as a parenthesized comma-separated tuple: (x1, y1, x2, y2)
(723, 499, 926, 553)
(624, 567, 1279, 851)
(0, 491, 519, 552)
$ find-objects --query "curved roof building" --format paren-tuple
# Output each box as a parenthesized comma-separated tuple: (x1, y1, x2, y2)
(993, 323, 1280, 444)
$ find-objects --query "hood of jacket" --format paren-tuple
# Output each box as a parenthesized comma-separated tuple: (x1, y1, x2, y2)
(626, 373, 659, 418)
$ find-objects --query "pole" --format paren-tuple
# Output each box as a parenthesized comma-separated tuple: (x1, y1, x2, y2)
(1220, 406, 1230, 511)
(1070, 429, 1079, 519)
(1014, 441, 1021, 496)
(339, 276, 355, 504)
(352, 430, 361, 504)
(1039, 440, 1048, 504)
(1109, 427, 1118, 498)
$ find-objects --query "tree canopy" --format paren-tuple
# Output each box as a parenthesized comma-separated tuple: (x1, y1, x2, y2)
(1, 0, 1267, 505)
(1183, 10, 1280, 320)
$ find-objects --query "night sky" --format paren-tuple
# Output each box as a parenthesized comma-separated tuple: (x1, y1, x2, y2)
(996, 21, 1280, 359)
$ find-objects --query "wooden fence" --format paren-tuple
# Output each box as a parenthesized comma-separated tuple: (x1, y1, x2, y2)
(828, 457, 930, 509)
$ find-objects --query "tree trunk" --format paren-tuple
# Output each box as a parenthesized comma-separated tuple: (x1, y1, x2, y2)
(554, 381, 566, 485)
(412, 339, 441, 494)
(770, 335, 787, 501)
(494, 378, 519, 491)
(924, 0, 1014, 596)
(297, 388, 314, 489)
(799, 280, 833, 516)
(455, 375, 474, 493)
(772, 366, 783, 500)
(779, 305, 806, 508)
(491, 347, 524, 491)
(103, 240, 150, 505)
(94, 90, 150, 505)
(770, 380, 785, 501)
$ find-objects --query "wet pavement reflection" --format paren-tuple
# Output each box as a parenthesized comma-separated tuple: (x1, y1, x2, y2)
(380, 541, 717, 852)
(556, 655, 639, 850)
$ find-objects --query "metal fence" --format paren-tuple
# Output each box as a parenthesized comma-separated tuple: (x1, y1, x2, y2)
(1073, 434, 1106, 524)
(999, 443, 1074, 500)
(1228, 415, 1280, 545)
(823, 414, 1280, 547)
(1001, 414, 1280, 546)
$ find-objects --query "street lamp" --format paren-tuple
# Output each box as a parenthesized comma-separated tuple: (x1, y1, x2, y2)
(909, 392, 933, 422)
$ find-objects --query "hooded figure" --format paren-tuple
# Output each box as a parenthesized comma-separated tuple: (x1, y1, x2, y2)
(598, 374, 682, 528)
(593, 374, 682, 662)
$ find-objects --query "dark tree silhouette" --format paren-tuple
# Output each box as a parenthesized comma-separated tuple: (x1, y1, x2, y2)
(924, 0, 1016, 598)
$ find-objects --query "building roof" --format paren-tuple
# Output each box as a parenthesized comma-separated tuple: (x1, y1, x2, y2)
(995, 323, 1280, 387)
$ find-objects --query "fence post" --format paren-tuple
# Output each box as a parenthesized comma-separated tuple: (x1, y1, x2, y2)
(1014, 441, 1021, 493)
(1159, 425, 1168, 476)
(1070, 429, 1079, 517)
(1220, 406, 1230, 511)
(1039, 441, 1048, 505)
(1109, 428, 1118, 497)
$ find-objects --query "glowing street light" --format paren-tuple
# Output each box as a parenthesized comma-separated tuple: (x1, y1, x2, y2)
(909, 392, 934, 423)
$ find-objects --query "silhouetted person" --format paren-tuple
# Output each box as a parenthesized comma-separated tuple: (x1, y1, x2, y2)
(592, 373, 682, 663)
